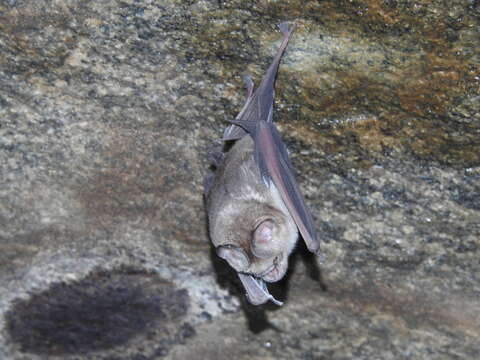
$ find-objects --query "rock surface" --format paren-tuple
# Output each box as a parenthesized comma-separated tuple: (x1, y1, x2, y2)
(1, 0, 479, 359)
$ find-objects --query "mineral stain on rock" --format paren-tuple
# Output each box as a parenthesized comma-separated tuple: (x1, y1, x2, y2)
(184, 0, 480, 168)
(5, 268, 190, 356)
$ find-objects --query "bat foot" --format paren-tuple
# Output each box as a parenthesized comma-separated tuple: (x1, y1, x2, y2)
(278, 22, 296, 37)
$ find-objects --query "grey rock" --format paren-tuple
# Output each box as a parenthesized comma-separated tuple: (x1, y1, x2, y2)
(0, 0, 479, 359)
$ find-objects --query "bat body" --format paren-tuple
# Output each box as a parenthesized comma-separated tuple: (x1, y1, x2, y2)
(206, 136, 298, 304)
(205, 23, 320, 305)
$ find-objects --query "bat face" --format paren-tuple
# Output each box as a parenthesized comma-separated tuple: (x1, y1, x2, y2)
(204, 23, 320, 305)
(215, 214, 296, 283)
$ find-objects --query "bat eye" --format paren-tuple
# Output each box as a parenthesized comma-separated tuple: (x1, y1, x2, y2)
(217, 245, 250, 271)
(251, 219, 276, 259)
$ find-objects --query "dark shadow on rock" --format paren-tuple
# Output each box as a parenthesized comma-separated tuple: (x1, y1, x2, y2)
(266, 241, 328, 308)
(295, 241, 328, 292)
(209, 246, 278, 333)
(5, 267, 190, 356)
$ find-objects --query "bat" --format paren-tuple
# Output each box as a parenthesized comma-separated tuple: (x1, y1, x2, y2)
(205, 22, 320, 306)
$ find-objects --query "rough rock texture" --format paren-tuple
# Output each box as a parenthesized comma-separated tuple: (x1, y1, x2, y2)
(1, 0, 479, 359)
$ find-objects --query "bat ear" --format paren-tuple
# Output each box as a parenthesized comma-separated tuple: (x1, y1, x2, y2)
(251, 220, 276, 259)
(217, 245, 250, 271)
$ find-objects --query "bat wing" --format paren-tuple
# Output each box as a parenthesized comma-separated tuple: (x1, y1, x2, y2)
(227, 23, 319, 254)
(238, 272, 283, 306)
(254, 121, 320, 254)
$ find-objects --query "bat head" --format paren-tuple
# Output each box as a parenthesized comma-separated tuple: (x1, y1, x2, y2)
(213, 198, 298, 283)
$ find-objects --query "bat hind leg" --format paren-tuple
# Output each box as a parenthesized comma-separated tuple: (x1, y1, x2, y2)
(222, 75, 256, 141)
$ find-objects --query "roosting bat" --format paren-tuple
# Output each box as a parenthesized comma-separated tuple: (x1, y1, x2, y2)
(205, 23, 320, 306)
